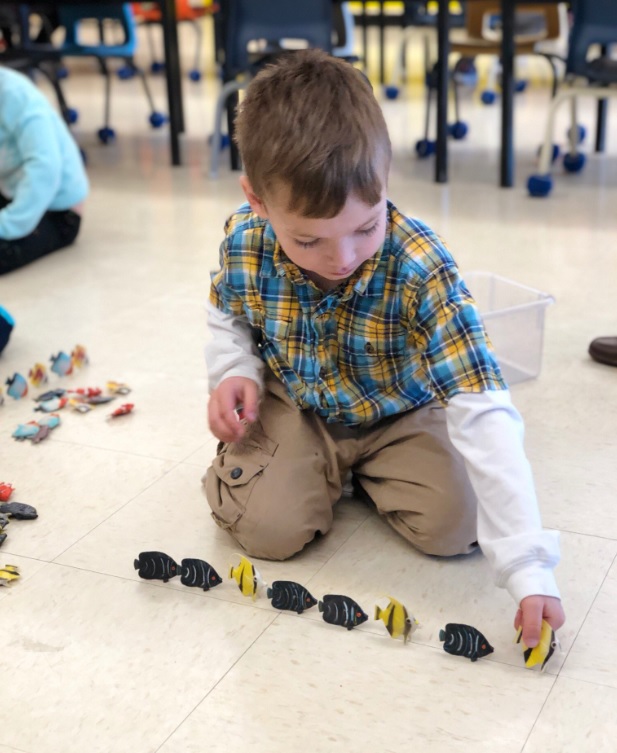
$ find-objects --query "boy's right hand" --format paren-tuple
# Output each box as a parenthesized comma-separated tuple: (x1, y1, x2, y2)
(208, 377, 260, 444)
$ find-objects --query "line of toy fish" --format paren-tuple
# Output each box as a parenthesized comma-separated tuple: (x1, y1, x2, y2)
(134, 552, 222, 590)
(1, 346, 90, 402)
(12, 414, 61, 443)
(0, 487, 38, 549)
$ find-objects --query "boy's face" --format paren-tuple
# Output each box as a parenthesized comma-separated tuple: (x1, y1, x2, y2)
(240, 177, 388, 291)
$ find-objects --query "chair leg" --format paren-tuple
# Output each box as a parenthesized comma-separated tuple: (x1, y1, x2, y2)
(131, 58, 157, 112)
(210, 79, 245, 177)
(537, 88, 572, 174)
(98, 57, 113, 129)
(191, 19, 203, 76)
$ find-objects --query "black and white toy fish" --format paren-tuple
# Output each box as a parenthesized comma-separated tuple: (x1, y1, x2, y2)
(439, 623, 494, 662)
(266, 580, 317, 613)
(134, 551, 179, 582)
(318, 594, 368, 630)
(180, 558, 222, 591)
(0, 502, 38, 520)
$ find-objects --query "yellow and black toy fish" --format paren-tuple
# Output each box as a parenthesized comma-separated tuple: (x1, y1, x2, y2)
(0, 564, 20, 585)
(375, 596, 418, 643)
(229, 555, 264, 600)
(516, 619, 560, 672)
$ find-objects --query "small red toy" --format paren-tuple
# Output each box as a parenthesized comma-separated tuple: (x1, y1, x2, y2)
(109, 403, 134, 418)
(69, 387, 102, 398)
(0, 483, 14, 502)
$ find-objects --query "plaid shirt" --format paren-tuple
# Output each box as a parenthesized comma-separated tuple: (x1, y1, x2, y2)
(209, 201, 505, 426)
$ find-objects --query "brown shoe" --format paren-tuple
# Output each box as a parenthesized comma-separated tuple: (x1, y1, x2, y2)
(589, 337, 617, 367)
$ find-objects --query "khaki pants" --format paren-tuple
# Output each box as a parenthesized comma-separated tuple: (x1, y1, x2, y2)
(203, 375, 478, 560)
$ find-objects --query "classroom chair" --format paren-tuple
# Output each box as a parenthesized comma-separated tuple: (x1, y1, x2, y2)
(528, 0, 617, 197)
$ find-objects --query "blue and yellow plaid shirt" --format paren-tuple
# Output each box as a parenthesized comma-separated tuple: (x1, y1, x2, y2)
(210, 201, 505, 426)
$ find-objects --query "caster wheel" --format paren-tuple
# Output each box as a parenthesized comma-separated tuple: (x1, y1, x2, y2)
(56, 66, 69, 80)
(150, 61, 165, 74)
(453, 57, 478, 87)
(415, 139, 435, 159)
(448, 121, 468, 140)
(383, 85, 399, 100)
(97, 126, 116, 144)
(567, 124, 586, 145)
(515, 79, 528, 93)
(536, 144, 560, 163)
(208, 133, 231, 149)
(66, 107, 79, 125)
(149, 112, 167, 128)
(563, 152, 586, 173)
(481, 90, 497, 105)
(189, 69, 202, 83)
(527, 174, 552, 197)
(117, 66, 135, 80)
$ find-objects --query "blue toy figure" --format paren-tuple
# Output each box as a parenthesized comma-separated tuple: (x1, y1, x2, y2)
(0, 305, 13, 354)
(0, 66, 89, 275)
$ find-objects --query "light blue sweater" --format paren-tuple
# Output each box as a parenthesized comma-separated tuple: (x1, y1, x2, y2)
(0, 67, 89, 240)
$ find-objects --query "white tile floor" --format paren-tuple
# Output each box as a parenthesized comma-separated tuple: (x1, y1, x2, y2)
(1, 20, 617, 753)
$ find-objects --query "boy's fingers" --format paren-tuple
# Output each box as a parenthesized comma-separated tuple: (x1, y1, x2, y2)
(520, 597, 544, 648)
(241, 381, 260, 421)
(209, 393, 241, 443)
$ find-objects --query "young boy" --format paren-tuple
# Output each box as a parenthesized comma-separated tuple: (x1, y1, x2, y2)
(0, 65, 89, 275)
(203, 49, 564, 647)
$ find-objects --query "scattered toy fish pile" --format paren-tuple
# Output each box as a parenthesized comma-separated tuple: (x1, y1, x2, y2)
(133, 550, 558, 668)
(0, 482, 38, 550)
(1, 346, 135, 442)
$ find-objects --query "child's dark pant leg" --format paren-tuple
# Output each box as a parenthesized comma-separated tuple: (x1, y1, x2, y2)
(203, 376, 343, 560)
(353, 403, 478, 556)
(0, 194, 82, 275)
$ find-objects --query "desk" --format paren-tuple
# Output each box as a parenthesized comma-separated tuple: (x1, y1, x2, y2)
(1, 1, 183, 166)
(436, 0, 563, 187)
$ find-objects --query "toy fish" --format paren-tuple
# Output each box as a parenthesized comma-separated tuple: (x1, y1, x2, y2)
(38, 413, 61, 430)
(69, 387, 101, 398)
(375, 596, 418, 643)
(0, 483, 14, 502)
(34, 397, 68, 413)
(0, 513, 9, 528)
(516, 620, 559, 672)
(134, 551, 179, 582)
(439, 623, 494, 662)
(0, 502, 38, 520)
(71, 344, 89, 369)
(107, 381, 131, 395)
(0, 564, 20, 584)
(86, 395, 115, 405)
(318, 594, 368, 630)
(267, 580, 317, 613)
(180, 558, 222, 590)
(31, 425, 51, 444)
(69, 399, 92, 413)
(0, 532, 6, 547)
(12, 422, 40, 441)
(5, 373, 28, 399)
(108, 403, 134, 418)
(35, 388, 66, 402)
(28, 363, 48, 387)
(229, 555, 265, 599)
(50, 352, 73, 376)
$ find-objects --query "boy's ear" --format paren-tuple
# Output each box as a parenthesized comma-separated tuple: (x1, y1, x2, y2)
(239, 176, 269, 219)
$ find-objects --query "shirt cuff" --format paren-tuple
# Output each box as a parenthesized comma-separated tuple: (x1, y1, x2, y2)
(505, 563, 561, 606)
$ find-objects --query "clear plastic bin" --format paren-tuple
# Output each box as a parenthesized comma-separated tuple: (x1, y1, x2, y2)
(464, 271, 555, 385)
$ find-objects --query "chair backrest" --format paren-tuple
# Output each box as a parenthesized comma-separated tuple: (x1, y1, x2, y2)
(60, 3, 136, 50)
(567, 0, 617, 77)
(466, 2, 561, 44)
(403, 1, 465, 30)
(218, 0, 333, 76)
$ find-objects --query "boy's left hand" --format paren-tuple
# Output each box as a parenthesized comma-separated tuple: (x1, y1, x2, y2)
(514, 595, 565, 647)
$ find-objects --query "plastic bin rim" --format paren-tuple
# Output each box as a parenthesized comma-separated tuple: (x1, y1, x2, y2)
(465, 270, 555, 314)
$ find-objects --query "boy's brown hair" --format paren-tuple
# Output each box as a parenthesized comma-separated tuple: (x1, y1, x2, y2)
(234, 49, 391, 219)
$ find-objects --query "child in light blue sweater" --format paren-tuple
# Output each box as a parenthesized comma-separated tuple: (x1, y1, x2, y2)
(0, 65, 89, 275)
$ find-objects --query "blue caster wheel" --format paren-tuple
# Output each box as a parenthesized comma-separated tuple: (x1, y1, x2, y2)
(97, 126, 116, 144)
(207, 133, 231, 149)
(563, 152, 586, 173)
(66, 108, 79, 125)
(527, 174, 552, 197)
(149, 112, 167, 128)
(189, 69, 202, 83)
(453, 58, 478, 88)
(448, 121, 468, 140)
(117, 66, 135, 81)
(57, 66, 69, 80)
(481, 90, 497, 105)
(383, 85, 400, 100)
(150, 61, 165, 74)
(536, 144, 560, 163)
(415, 139, 436, 159)
(567, 124, 586, 145)
(515, 79, 528, 93)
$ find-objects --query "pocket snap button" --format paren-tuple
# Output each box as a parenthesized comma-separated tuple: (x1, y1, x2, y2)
(230, 467, 243, 480)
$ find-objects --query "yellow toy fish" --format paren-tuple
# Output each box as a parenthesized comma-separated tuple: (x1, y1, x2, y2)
(375, 596, 419, 643)
(229, 555, 264, 600)
(28, 363, 48, 387)
(516, 619, 560, 671)
(0, 564, 20, 585)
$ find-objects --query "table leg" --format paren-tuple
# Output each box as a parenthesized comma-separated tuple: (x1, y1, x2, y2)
(435, 0, 449, 183)
(500, 0, 515, 187)
(160, 0, 183, 165)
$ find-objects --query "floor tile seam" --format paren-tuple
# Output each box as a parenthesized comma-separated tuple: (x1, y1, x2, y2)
(152, 612, 282, 753)
(20, 434, 185, 463)
(520, 670, 560, 753)
(0, 740, 33, 753)
(49, 461, 182, 563)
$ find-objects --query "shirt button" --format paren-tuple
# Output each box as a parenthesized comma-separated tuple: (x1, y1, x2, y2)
(230, 467, 243, 480)
(365, 342, 375, 354)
